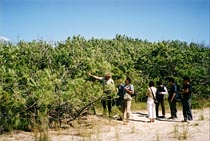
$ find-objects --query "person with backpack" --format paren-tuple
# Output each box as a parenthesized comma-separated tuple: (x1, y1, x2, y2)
(167, 77, 178, 119)
(88, 72, 115, 116)
(156, 81, 168, 118)
(123, 77, 134, 121)
(114, 79, 125, 120)
(180, 76, 193, 122)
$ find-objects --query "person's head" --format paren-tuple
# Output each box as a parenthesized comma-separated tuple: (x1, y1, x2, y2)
(105, 73, 112, 80)
(149, 81, 155, 87)
(125, 76, 131, 84)
(183, 76, 190, 84)
(167, 77, 174, 84)
(156, 81, 163, 86)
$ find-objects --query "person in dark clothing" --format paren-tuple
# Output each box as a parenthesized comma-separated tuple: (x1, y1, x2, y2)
(116, 81, 125, 119)
(156, 81, 168, 118)
(117, 82, 125, 107)
(180, 76, 193, 122)
(167, 77, 178, 119)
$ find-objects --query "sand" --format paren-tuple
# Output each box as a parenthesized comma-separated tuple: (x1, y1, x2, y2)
(0, 108, 209, 141)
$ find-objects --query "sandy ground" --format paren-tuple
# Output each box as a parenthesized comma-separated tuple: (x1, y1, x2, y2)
(0, 108, 209, 141)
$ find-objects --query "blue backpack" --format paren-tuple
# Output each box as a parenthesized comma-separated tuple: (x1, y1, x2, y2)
(174, 84, 182, 102)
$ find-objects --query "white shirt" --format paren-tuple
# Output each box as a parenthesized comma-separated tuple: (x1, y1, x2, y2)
(146, 86, 157, 102)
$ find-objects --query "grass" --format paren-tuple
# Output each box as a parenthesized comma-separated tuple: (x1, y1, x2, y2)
(2, 101, 208, 141)
(173, 124, 189, 140)
(156, 132, 160, 141)
(32, 118, 50, 141)
(114, 126, 120, 141)
(130, 123, 136, 134)
(198, 109, 205, 121)
(173, 124, 179, 139)
(199, 114, 204, 121)
(131, 100, 147, 111)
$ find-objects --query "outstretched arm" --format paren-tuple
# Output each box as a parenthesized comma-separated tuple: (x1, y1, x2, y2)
(88, 73, 103, 80)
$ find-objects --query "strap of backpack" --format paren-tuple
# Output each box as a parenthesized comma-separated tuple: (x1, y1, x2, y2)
(150, 87, 156, 101)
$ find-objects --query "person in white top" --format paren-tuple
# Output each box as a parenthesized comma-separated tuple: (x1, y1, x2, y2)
(146, 81, 157, 122)
(156, 81, 168, 118)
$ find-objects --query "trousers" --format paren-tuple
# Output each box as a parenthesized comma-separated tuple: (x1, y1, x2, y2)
(182, 98, 193, 120)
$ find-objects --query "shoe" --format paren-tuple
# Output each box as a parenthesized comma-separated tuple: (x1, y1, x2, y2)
(188, 118, 193, 121)
(159, 116, 165, 118)
(168, 117, 174, 119)
(181, 120, 188, 122)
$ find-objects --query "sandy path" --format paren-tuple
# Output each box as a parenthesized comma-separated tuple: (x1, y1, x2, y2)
(0, 108, 209, 141)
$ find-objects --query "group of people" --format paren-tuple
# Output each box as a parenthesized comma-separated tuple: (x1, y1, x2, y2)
(89, 72, 193, 123)
(146, 77, 193, 123)
(89, 72, 134, 121)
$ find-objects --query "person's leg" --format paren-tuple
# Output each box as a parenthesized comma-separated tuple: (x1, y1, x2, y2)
(148, 102, 153, 122)
(126, 100, 132, 120)
(152, 103, 156, 121)
(123, 101, 128, 120)
(156, 102, 159, 117)
(174, 101, 177, 118)
(169, 101, 173, 118)
(101, 98, 107, 114)
(182, 100, 187, 121)
(171, 100, 177, 118)
(161, 100, 166, 117)
(119, 100, 125, 120)
(107, 96, 112, 116)
(186, 99, 193, 120)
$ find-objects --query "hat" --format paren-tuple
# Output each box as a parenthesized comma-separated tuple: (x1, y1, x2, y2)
(105, 72, 112, 76)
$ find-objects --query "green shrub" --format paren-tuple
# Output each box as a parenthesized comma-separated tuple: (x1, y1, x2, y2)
(0, 35, 209, 133)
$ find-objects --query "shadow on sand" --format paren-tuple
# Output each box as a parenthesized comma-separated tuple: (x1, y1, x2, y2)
(131, 112, 181, 123)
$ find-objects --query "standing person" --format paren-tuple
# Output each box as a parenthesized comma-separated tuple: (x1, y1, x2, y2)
(156, 81, 168, 118)
(146, 81, 157, 122)
(181, 76, 193, 122)
(116, 79, 125, 120)
(167, 77, 178, 119)
(88, 72, 115, 116)
(123, 77, 134, 121)
(116, 79, 125, 113)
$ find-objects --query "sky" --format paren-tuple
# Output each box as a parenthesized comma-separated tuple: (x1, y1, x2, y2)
(0, 0, 209, 45)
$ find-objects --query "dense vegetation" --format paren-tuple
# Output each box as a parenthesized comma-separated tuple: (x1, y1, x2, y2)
(0, 35, 209, 133)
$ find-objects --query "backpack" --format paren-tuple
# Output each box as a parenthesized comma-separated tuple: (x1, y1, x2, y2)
(174, 84, 182, 102)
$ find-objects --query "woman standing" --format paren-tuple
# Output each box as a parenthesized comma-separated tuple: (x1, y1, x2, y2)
(146, 81, 157, 122)
(123, 77, 134, 121)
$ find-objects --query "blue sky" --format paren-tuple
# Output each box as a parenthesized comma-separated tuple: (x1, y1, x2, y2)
(0, 0, 209, 45)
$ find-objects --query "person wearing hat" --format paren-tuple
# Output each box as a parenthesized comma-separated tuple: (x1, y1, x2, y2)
(88, 72, 115, 116)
